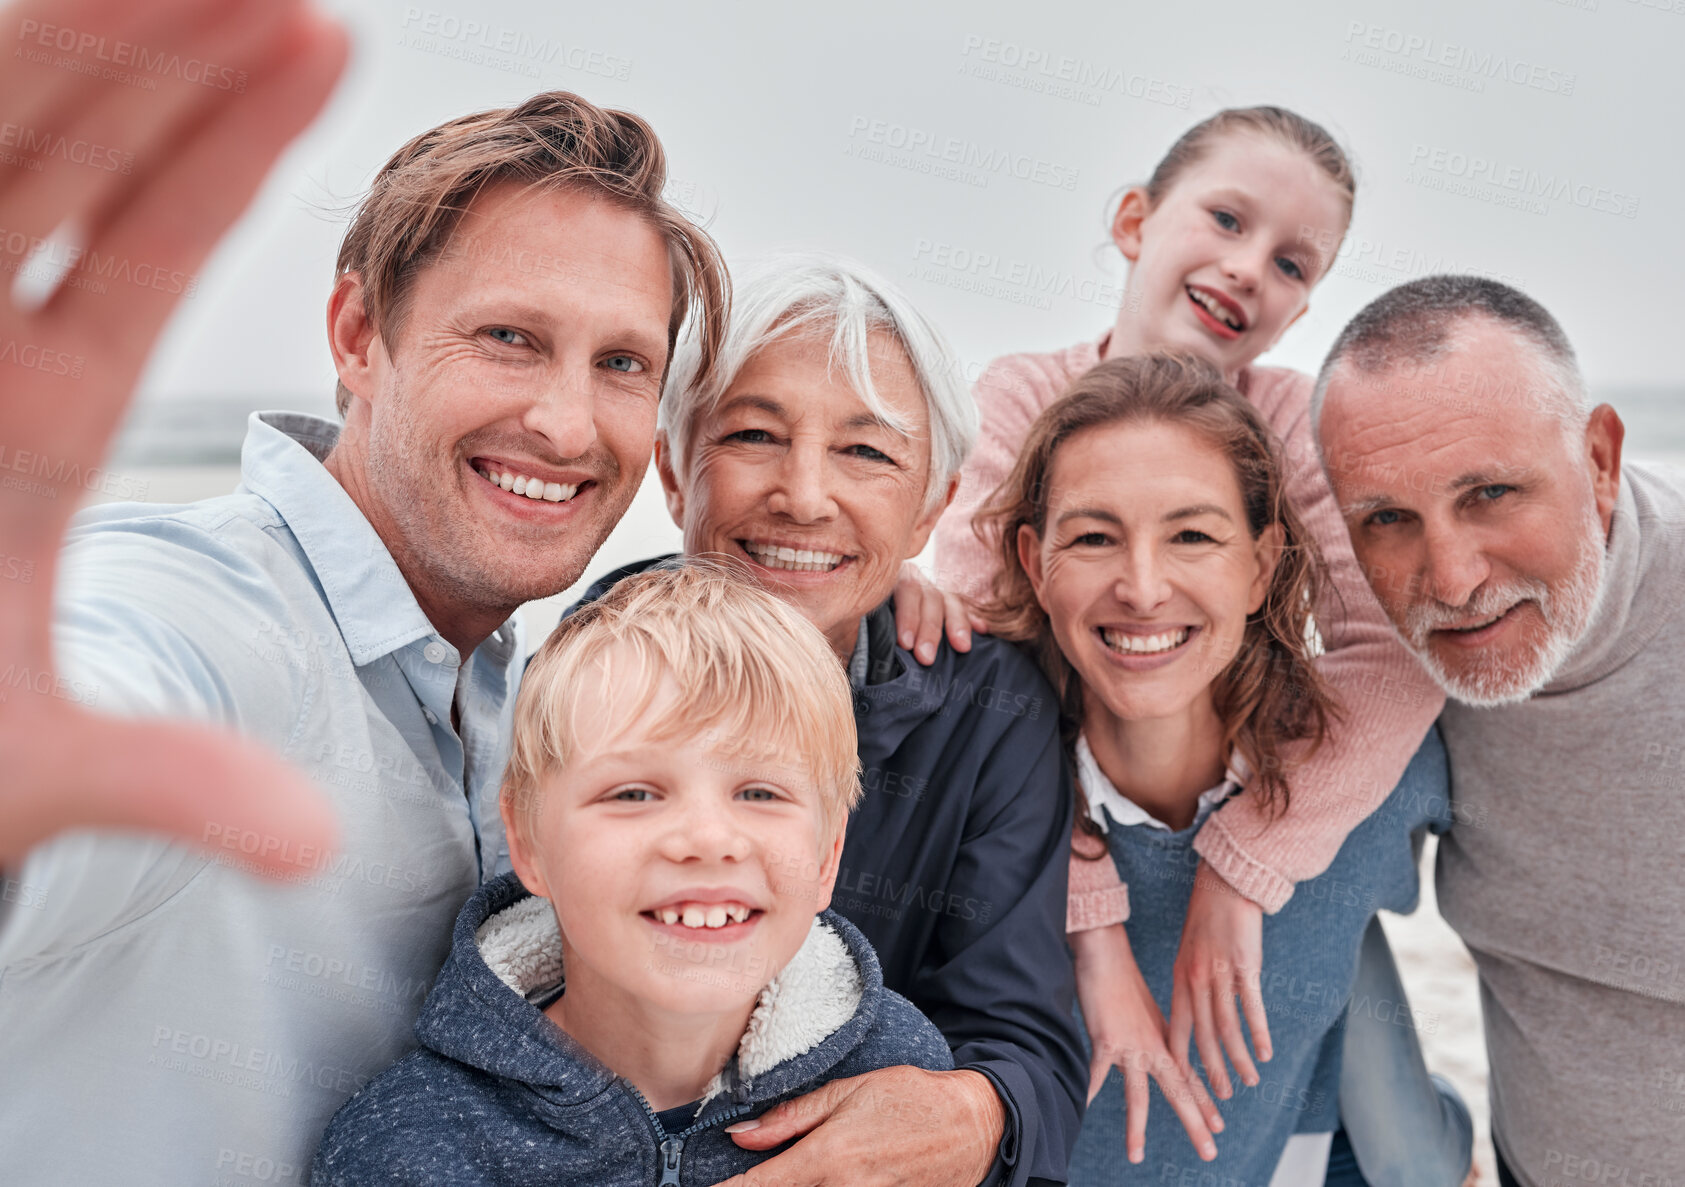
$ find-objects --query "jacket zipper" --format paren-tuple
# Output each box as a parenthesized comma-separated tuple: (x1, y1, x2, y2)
(628, 1086, 751, 1187)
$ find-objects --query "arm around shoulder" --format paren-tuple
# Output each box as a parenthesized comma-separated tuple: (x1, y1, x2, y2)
(1196, 377, 1448, 910)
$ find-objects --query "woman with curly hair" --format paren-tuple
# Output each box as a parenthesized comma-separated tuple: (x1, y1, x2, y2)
(976, 352, 1455, 1185)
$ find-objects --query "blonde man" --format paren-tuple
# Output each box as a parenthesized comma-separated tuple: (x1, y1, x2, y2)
(0, 71, 726, 1184)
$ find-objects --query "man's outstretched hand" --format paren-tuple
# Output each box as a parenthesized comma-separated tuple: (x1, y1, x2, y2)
(0, 0, 347, 873)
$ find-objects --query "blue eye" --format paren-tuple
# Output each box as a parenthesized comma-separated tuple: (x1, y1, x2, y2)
(1275, 257, 1305, 281)
(1478, 484, 1512, 501)
(847, 444, 893, 463)
(1367, 509, 1403, 528)
(603, 355, 643, 373)
(611, 787, 653, 802)
(487, 327, 526, 346)
(1213, 210, 1240, 231)
(738, 786, 779, 802)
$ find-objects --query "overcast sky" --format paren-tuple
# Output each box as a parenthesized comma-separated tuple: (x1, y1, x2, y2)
(132, 0, 1680, 404)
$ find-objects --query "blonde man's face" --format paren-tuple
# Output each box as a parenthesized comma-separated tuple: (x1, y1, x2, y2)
(344, 182, 674, 619)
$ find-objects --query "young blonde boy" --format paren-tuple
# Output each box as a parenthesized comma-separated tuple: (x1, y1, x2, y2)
(312, 564, 951, 1185)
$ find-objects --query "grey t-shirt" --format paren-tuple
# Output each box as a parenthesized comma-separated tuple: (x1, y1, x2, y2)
(1438, 461, 1685, 1185)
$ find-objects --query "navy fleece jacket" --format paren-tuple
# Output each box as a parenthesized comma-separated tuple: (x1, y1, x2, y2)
(311, 873, 952, 1186)
(569, 559, 1087, 1187)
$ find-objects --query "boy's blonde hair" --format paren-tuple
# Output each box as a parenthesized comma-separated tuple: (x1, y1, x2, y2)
(502, 562, 862, 844)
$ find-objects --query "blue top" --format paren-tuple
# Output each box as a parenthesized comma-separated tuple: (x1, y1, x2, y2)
(312, 872, 955, 1185)
(1068, 727, 1453, 1184)
(0, 413, 522, 1184)
(576, 557, 1088, 1187)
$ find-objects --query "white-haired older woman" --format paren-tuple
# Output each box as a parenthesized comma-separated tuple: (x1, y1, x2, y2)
(574, 255, 1085, 1187)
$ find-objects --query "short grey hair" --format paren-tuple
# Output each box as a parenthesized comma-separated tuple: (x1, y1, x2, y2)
(659, 252, 978, 512)
(1310, 274, 1588, 446)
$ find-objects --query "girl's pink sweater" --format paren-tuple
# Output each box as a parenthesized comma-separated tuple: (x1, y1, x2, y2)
(932, 336, 1446, 928)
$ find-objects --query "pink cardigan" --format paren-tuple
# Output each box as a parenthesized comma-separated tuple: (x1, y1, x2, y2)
(932, 337, 1446, 927)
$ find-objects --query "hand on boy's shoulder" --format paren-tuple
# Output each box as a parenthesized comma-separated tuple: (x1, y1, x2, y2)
(720, 1065, 1003, 1187)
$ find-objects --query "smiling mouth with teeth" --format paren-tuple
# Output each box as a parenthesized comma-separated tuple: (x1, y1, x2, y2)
(646, 902, 759, 930)
(1443, 608, 1513, 633)
(1186, 286, 1245, 332)
(742, 540, 847, 574)
(1101, 626, 1192, 655)
(474, 463, 581, 504)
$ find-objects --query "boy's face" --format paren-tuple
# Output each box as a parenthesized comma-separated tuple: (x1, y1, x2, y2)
(505, 654, 845, 1019)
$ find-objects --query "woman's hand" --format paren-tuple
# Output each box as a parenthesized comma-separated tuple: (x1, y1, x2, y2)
(890, 561, 987, 665)
(1168, 861, 1272, 1100)
(1072, 923, 1222, 1163)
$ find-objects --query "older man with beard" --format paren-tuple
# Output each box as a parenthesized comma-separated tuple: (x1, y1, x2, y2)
(1312, 274, 1685, 1187)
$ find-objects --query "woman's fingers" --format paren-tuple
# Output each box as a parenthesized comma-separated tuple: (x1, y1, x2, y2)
(1187, 1056, 1224, 1133)
(1168, 977, 1195, 1074)
(1190, 981, 1231, 1099)
(1122, 1064, 1150, 1163)
(940, 590, 974, 654)
(1148, 1056, 1219, 1162)
(1212, 972, 1259, 1088)
(890, 561, 960, 665)
(1238, 968, 1272, 1063)
(1086, 1045, 1112, 1105)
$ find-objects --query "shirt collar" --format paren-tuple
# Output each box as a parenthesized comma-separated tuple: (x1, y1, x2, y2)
(846, 602, 902, 693)
(1074, 733, 1245, 834)
(235, 411, 515, 667)
(846, 614, 871, 691)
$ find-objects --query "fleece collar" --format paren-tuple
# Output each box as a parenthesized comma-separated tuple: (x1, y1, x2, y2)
(474, 893, 863, 1100)
(413, 873, 886, 1119)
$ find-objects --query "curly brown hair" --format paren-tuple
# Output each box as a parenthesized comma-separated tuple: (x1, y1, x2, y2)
(974, 353, 1340, 846)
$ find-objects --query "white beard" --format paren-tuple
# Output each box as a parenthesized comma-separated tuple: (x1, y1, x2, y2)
(1402, 500, 1608, 708)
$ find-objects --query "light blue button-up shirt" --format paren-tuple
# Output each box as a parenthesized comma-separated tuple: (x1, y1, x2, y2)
(0, 412, 522, 1184)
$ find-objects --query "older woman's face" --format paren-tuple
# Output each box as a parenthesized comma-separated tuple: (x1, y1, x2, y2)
(1019, 420, 1279, 725)
(658, 330, 948, 658)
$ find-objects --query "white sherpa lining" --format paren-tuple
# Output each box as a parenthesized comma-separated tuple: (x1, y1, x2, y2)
(477, 898, 863, 1110)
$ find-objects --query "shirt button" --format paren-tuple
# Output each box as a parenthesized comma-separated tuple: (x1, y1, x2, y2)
(423, 708, 438, 725)
(854, 695, 871, 715)
(423, 641, 448, 664)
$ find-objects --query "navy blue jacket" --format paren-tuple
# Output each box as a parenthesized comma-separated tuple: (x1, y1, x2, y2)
(312, 873, 953, 1186)
(571, 558, 1087, 1187)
